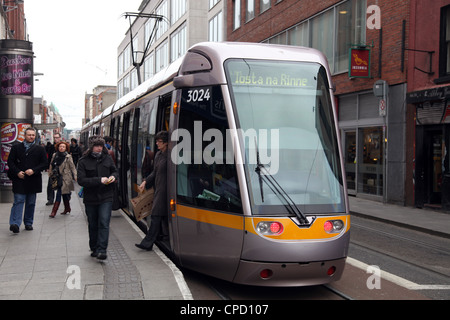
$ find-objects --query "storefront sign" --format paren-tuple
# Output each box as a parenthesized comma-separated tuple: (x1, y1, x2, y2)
(0, 54, 33, 96)
(349, 48, 371, 78)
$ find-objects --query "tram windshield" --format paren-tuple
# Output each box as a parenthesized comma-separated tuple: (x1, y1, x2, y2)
(225, 59, 345, 215)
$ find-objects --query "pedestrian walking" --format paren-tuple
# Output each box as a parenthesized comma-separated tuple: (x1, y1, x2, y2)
(70, 138, 81, 167)
(135, 131, 169, 251)
(48, 141, 77, 218)
(77, 136, 118, 260)
(46, 132, 62, 205)
(7, 127, 48, 233)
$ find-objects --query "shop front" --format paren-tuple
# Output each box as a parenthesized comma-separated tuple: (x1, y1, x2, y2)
(339, 84, 407, 204)
(407, 87, 450, 210)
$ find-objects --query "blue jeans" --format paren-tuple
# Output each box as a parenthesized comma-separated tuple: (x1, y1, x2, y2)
(9, 193, 37, 227)
(85, 202, 112, 254)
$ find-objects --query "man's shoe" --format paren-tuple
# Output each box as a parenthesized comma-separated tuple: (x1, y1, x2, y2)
(25, 225, 33, 231)
(90, 251, 98, 257)
(97, 252, 107, 260)
(135, 243, 152, 251)
(45, 201, 53, 206)
(9, 224, 19, 233)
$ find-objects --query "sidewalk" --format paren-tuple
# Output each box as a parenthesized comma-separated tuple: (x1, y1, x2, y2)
(348, 196, 450, 238)
(0, 172, 191, 300)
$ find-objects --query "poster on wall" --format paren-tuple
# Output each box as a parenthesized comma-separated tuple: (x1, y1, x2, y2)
(0, 122, 32, 187)
(0, 54, 33, 97)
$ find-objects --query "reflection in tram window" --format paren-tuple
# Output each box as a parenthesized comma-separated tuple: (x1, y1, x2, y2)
(175, 86, 243, 214)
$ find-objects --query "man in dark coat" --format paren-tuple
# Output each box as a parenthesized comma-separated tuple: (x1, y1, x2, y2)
(135, 131, 168, 251)
(7, 127, 48, 233)
(77, 135, 118, 260)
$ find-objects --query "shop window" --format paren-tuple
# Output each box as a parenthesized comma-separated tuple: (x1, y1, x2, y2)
(358, 127, 384, 196)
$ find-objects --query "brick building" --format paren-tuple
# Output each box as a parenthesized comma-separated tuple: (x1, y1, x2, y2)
(227, 0, 411, 205)
(405, 0, 450, 210)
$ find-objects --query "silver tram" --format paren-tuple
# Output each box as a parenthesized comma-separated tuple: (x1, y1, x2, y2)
(81, 42, 350, 286)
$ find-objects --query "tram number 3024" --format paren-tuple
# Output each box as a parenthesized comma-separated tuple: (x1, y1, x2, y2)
(186, 88, 211, 103)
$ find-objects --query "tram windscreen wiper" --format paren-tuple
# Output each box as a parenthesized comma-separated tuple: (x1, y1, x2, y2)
(255, 145, 308, 225)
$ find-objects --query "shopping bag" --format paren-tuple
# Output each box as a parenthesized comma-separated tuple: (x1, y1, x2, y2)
(131, 188, 154, 221)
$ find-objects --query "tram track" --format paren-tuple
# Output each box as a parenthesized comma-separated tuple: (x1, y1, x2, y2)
(350, 220, 450, 283)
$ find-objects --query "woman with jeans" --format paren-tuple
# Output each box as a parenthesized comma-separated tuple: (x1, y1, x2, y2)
(48, 141, 77, 218)
(77, 136, 118, 260)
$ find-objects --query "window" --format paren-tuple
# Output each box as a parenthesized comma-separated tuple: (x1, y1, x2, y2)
(439, 5, 450, 79)
(260, 0, 270, 14)
(155, 41, 168, 72)
(145, 18, 157, 47)
(175, 86, 243, 213)
(137, 98, 158, 186)
(144, 53, 154, 81)
(209, 11, 223, 42)
(263, 0, 366, 74)
(225, 59, 345, 214)
(171, 24, 187, 62)
(172, 0, 186, 24)
(233, 0, 241, 30)
(156, 0, 168, 40)
(246, 0, 255, 22)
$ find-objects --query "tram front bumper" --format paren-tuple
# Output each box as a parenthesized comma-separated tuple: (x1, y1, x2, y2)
(232, 257, 347, 287)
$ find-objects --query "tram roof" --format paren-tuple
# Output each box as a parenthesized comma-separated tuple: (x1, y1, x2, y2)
(82, 42, 329, 131)
(189, 42, 329, 66)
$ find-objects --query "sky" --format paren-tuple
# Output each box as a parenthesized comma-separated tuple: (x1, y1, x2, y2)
(25, 0, 143, 130)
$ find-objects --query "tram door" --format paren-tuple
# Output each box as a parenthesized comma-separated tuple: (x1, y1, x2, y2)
(169, 86, 245, 281)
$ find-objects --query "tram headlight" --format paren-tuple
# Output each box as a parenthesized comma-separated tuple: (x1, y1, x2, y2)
(256, 221, 284, 235)
(324, 220, 344, 233)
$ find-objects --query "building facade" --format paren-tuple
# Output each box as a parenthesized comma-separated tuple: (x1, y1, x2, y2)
(406, 0, 450, 210)
(117, 0, 225, 99)
(227, 0, 409, 205)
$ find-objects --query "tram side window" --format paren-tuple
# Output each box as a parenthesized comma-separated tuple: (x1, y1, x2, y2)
(175, 86, 243, 214)
(137, 99, 158, 184)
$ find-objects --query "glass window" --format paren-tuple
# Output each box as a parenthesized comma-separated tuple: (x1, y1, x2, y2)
(246, 0, 255, 22)
(172, 0, 186, 24)
(156, 0, 168, 40)
(171, 24, 187, 62)
(358, 127, 384, 196)
(225, 59, 345, 215)
(175, 86, 243, 214)
(144, 53, 154, 81)
(156, 41, 168, 72)
(260, 0, 270, 13)
(233, 0, 241, 30)
(310, 9, 335, 72)
(209, 11, 223, 42)
(137, 99, 158, 185)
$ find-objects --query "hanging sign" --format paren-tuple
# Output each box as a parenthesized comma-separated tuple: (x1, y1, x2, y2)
(349, 48, 371, 78)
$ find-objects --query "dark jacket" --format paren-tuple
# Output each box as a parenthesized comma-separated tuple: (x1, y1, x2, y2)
(77, 149, 118, 205)
(144, 149, 167, 216)
(7, 142, 48, 194)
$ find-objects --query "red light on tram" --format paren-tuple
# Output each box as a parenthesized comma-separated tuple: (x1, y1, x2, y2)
(324, 221, 334, 232)
(270, 222, 283, 234)
(327, 266, 336, 276)
(260, 269, 273, 279)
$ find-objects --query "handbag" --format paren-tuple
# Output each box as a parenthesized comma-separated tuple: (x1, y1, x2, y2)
(131, 188, 154, 221)
(51, 167, 62, 190)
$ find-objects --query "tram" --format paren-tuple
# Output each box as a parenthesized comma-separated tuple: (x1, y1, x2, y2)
(81, 42, 350, 286)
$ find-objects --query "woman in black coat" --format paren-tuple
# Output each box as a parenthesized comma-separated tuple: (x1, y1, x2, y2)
(7, 127, 48, 233)
(135, 131, 168, 251)
(77, 136, 118, 260)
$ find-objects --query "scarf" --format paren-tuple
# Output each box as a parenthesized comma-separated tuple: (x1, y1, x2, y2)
(53, 151, 67, 167)
(23, 141, 35, 151)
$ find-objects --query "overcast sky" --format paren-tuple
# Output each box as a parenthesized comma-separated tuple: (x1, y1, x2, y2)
(26, 0, 143, 129)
